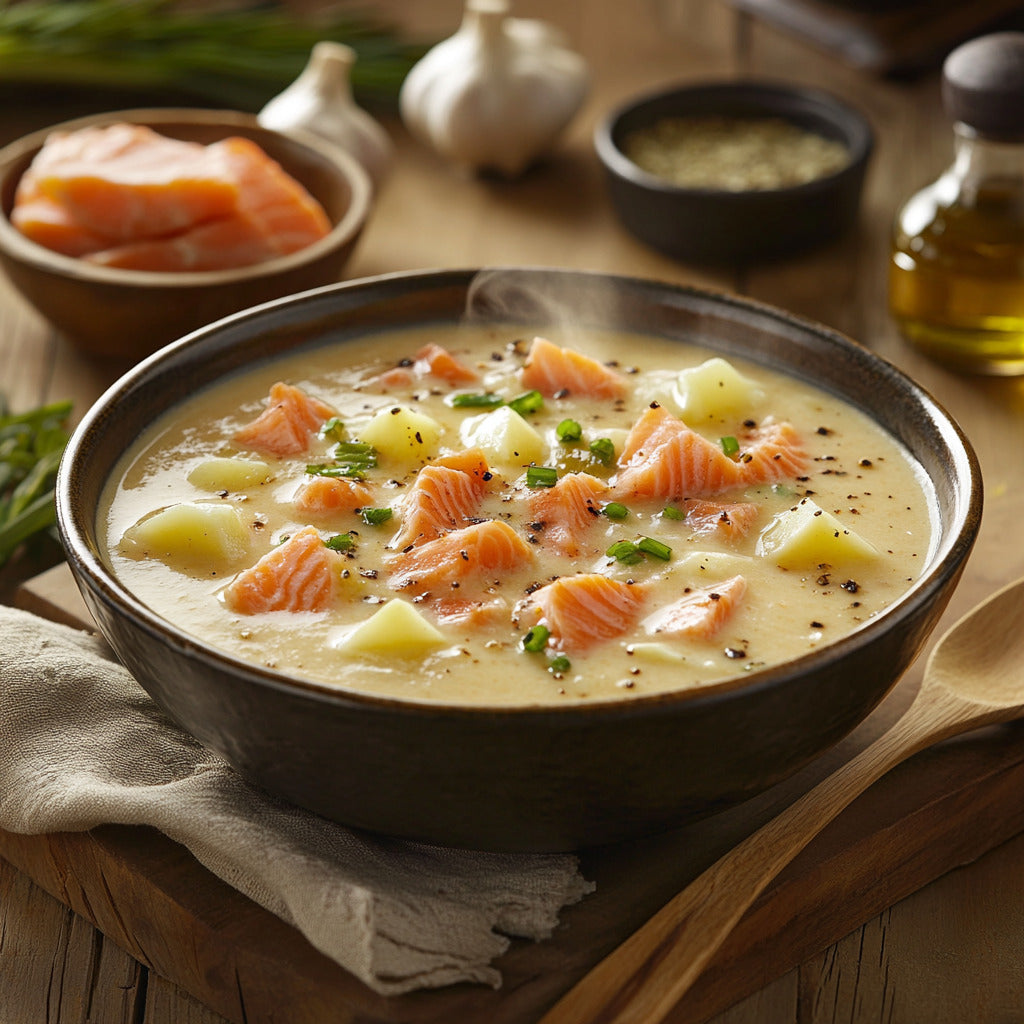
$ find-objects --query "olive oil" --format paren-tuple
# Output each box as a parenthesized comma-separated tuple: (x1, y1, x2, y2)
(888, 32, 1024, 375)
(890, 177, 1024, 374)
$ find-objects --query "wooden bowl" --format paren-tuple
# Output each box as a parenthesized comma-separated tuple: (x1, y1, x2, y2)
(0, 108, 372, 359)
(56, 269, 981, 852)
(595, 80, 874, 265)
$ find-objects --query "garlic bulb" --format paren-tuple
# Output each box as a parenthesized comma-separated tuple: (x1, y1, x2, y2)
(258, 41, 392, 190)
(399, 0, 589, 178)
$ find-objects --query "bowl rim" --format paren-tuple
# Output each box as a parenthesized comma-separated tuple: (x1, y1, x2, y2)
(57, 266, 982, 722)
(594, 77, 875, 198)
(0, 106, 373, 286)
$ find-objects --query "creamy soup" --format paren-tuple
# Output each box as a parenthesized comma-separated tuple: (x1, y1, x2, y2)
(102, 324, 935, 706)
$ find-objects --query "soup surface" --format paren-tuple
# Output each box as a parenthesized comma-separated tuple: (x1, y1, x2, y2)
(102, 324, 935, 705)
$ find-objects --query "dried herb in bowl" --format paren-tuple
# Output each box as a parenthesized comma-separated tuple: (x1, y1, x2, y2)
(623, 116, 851, 191)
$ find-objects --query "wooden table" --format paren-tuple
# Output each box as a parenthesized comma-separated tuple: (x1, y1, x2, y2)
(4, 2, 1024, 1021)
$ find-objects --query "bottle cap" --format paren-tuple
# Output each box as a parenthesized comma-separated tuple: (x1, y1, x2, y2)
(943, 31, 1024, 138)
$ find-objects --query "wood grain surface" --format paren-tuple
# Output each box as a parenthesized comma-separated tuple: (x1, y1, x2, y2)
(3, 2, 1024, 1022)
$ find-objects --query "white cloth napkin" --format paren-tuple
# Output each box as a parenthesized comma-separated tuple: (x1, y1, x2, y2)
(0, 604, 593, 995)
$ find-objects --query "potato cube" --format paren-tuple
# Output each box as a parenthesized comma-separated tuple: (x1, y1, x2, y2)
(187, 457, 270, 491)
(337, 598, 447, 657)
(672, 357, 765, 424)
(121, 502, 249, 566)
(358, 406, 442, 466)
(756, 498, 879, 569)
(460, 405, 546, 468)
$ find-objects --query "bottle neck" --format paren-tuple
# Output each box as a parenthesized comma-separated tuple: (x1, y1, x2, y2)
(952, 122, 1024, 194)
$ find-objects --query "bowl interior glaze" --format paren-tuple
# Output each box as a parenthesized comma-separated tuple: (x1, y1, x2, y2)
(56, 268, 981, 851)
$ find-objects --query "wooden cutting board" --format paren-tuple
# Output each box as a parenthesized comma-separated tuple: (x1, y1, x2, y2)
(6, 562, 1024, 1024)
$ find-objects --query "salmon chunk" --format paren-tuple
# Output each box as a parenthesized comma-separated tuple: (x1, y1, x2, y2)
(233, 382, 336, 457)
(294, 475, 373, 516)
(642, 575, 747, 639)
(223, 526, 342, 614)
(391, 448, 493, 550)
(387, 519, 534, 592)
(521, 336, 626, 400)
(528, 472, 609, 556)
(520, 573, 646, 652)
(614, 405, 805, 500)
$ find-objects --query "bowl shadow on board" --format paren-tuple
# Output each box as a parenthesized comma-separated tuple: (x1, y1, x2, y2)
(594, 80, 875, 266)
(56, 268, 981, 852)
(0, 107, 372, 360)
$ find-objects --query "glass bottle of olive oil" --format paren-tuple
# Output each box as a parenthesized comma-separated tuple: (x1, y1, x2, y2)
(889, 32, 1024, 375)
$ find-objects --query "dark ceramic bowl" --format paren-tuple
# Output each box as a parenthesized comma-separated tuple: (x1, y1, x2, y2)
(56, 268, 980, 852)
(0, 108, 372, 359)
(595, 80, 874, 264)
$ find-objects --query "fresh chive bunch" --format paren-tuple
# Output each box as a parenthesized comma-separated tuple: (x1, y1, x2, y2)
(0, 0, 425, 108)
(0, 397, 71, 569)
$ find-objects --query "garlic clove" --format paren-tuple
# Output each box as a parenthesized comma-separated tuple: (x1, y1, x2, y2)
(399, 0, 589, 179)
(259, 41, 393, 190)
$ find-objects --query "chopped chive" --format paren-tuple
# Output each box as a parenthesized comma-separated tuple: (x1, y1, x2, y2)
(325, 533, 355, 551)
(720, 435, 740, 457)
(448, 392, 504, 409)
(556, 418, 582, 442)
(306, 463, 367, 480)
(607, 539, 643, 564)
(319, 416, 345, 442)
(601, 501, 629, 520)
(548, 655, 571, 675)
(360, 507, 393, 526)
(508, 389, 544, 415)
(335, 441, 377, 464)
(308, 440, 378, 480)
(661, 505, 685, 520)
(526, 465, 558, 488)
(638, 536, 672, 560)
(588, 437, 615, 465)
(522, 625, 550, 652)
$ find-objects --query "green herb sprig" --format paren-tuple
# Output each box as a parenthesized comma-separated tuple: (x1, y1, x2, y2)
(0, 397, 71, 569)
(0, 0, 425, 109)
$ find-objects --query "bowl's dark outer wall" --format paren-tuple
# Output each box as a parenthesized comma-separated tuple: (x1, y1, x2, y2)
(57, 269, 982, 852)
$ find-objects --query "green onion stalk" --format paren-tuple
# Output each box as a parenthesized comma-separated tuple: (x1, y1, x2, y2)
(0, 396, 71, 570)
(0, 1, 427, 109)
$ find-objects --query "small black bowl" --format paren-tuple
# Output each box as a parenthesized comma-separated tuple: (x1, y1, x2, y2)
(595, 80, 874, 265)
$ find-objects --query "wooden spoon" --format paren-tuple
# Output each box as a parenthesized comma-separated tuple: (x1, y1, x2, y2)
(540, 576, 1024, 1024)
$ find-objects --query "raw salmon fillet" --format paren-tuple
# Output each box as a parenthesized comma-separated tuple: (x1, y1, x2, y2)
(641, 574, 747, 640)
(521, 336, 626, 399)
(9, 191, 112, 257)
(21, 123, 240, 242)
(12, 124, 331, 272)
(680, 499, 761, 542)
(391, 448, 493, 550)
(294, 475, 373, 516)
(387, 519, 534, 592)
(233, 382, 336, 457)
(223, 526, 342, 614)
(85, 135, 331, 271)
(614, 405, 805, 500)
(520, 573, 646, 652)
(528, 472, 609, 555)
